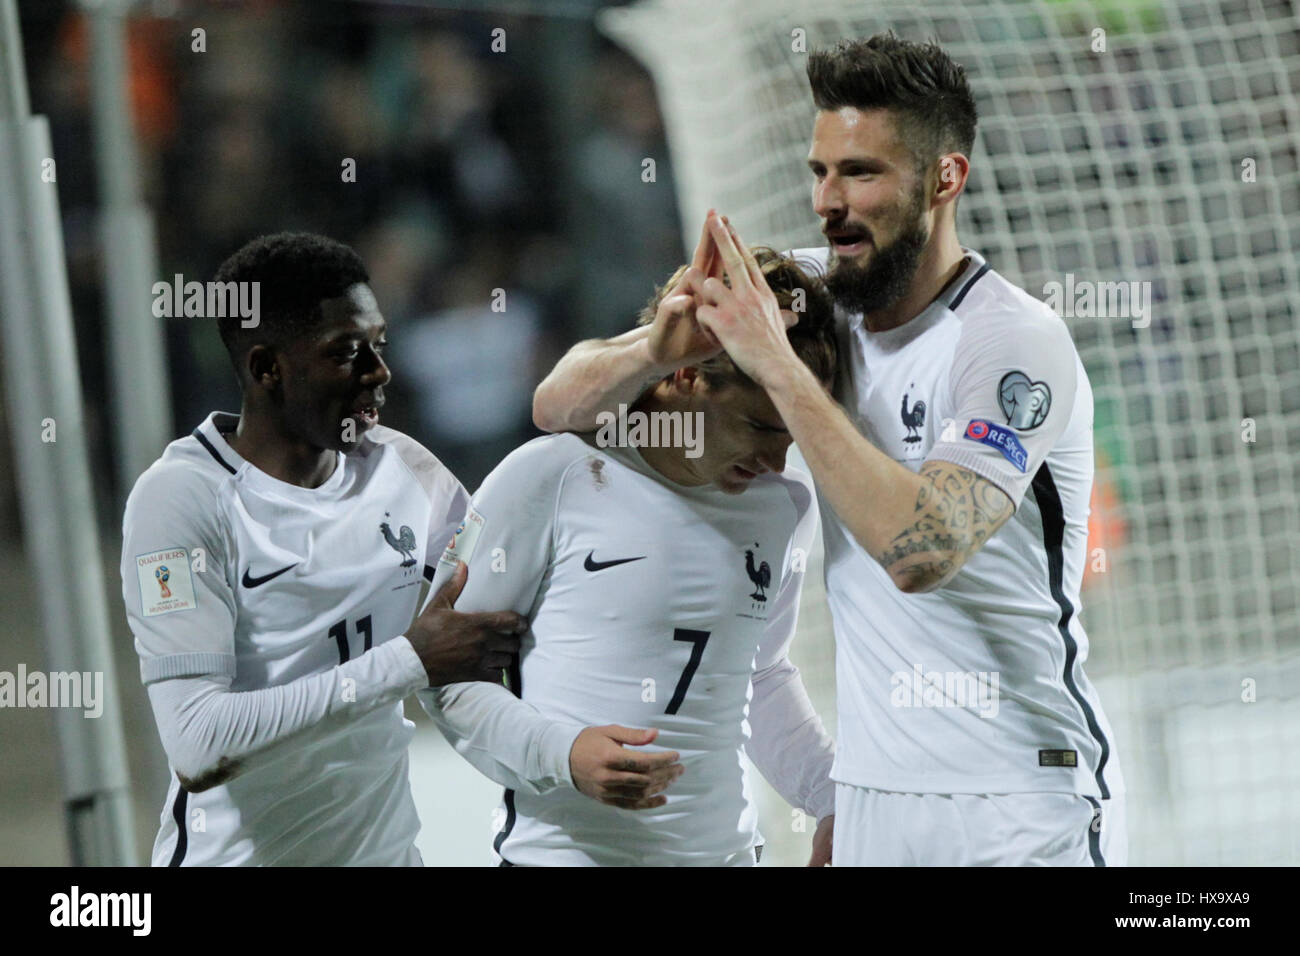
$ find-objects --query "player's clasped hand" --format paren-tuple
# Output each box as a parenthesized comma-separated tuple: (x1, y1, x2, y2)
(407, 561, 527, 685)
(646, 210, 801, 376)
(569, 725, 684, 811)
(694, 211, 800, 389)
(645, 211, 726, 369)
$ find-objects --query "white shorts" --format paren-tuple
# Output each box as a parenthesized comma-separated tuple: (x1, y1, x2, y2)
(833, 785, 1128, 866)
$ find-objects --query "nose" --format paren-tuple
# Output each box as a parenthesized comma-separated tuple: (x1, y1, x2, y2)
(363, 346, 392, 387)
(813, 173, 844, 223)
(757, 439, 789, 475)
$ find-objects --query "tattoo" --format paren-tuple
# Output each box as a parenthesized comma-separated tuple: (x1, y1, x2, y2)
(879, 462, 1013, 590)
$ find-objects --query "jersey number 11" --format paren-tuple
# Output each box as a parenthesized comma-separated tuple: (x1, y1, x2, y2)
(328, 614, 373, 664)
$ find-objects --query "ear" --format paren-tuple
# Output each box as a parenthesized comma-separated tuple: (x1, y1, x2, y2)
(932, 152, 970, 208)
(246, 344, 280, 389)
(672, 365, 702, 394)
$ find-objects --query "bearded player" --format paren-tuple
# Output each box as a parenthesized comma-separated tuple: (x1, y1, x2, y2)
(533, 35, 1126, 866)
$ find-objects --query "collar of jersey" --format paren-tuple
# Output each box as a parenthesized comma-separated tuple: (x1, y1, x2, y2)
(847, 246, 986, 340)
(199, 411, 349, 498)
(581, 435, 739, 498)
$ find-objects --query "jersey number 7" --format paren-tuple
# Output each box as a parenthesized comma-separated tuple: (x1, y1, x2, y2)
(665, 628, 711, 715)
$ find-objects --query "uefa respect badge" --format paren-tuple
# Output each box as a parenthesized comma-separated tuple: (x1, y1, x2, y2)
(963, 419, 1029, 473)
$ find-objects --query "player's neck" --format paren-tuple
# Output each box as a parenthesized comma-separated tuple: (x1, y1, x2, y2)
(630, 394, 710, 488)
(862, 231, 967, 333)
(225, 407, 338, 489)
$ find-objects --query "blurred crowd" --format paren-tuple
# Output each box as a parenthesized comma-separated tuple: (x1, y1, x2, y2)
(11, 0, 684, 527)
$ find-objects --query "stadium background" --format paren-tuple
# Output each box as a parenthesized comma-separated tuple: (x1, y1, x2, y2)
(1, 0, 1296, 866)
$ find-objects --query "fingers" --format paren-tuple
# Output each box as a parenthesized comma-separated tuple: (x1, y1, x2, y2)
(694, 302, 722, 341)
(707, 212, 753, 293)
(465, 610, 528, 634)
(600, 776, 676, 798)
(572, 727, 685, 811)
(593, 766, 683, 810)
(724, 215, 767, 290)
(604, 794, 669, 811)
(487, 633, 522, 654)
(689, 209, 717, 274)
(664, 266, 705, 308)
(602, 765, 683, 793)
(677, 266, 707, 296)
(699, 275, 732, 308)
(657, 291, 696, 321)
(429, 561, 466, 609)
(602, 724, 658, 746)
(610, 749, 681, 774)
(708, 212, 769, 295)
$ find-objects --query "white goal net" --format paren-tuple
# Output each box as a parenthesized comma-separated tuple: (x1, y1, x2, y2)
(601, 0, 1300, 865)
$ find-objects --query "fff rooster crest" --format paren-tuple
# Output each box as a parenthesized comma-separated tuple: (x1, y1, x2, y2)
(380, 513, 418, 567)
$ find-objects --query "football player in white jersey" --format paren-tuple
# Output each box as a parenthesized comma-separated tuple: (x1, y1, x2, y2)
(121, 232, 533, 865)
(533, 36, 1126, 866)
(419, 246, 839, 866)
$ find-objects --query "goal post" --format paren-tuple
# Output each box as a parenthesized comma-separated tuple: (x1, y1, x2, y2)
(0, 0, 137, 865)
(600, 0, 1300, 865)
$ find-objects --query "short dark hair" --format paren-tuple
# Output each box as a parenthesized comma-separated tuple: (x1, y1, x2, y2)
(213, 232, 370, 379)
(637, 248, 837, 390)
(807, 33, 977, 173)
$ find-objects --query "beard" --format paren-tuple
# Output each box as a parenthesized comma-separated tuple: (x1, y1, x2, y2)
(825, 194, 929, 318)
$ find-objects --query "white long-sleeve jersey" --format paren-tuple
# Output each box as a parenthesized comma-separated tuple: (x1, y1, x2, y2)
(787, 246, 1124, 800)
(121, 412, 467, 865)
(419, 433, 835, 866)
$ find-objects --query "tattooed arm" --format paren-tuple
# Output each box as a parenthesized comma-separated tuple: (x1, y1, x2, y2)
(749, 354, 1014, 593)
(877, 461, 1014, 592)
(678, 212, 1073, 595)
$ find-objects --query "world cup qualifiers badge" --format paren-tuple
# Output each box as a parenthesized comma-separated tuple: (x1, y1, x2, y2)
(136, 548, 197, 617)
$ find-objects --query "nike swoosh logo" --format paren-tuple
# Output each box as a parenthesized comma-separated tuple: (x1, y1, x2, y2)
(241, 563, 297, 588)
(583, 552, 646, 573)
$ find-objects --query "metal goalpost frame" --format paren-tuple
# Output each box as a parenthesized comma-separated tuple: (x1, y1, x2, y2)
(83, 0, 172, 499)
(0, 0, 137, 865)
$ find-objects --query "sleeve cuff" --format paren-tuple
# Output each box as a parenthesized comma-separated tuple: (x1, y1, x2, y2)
(807, 777, 837, 822)
(388, 636, 432, 697)
(536, 720, 585, 791)
(925, 443, 1025, 509)
(140, 652, 237, 684)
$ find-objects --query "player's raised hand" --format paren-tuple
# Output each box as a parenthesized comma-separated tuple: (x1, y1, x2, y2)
(646, 212, 725, 369)
(807, 814, 834, 867)
(407, 561, 527, 685)
(695, 211, 801, 389)
(569, 725, 684, 810)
